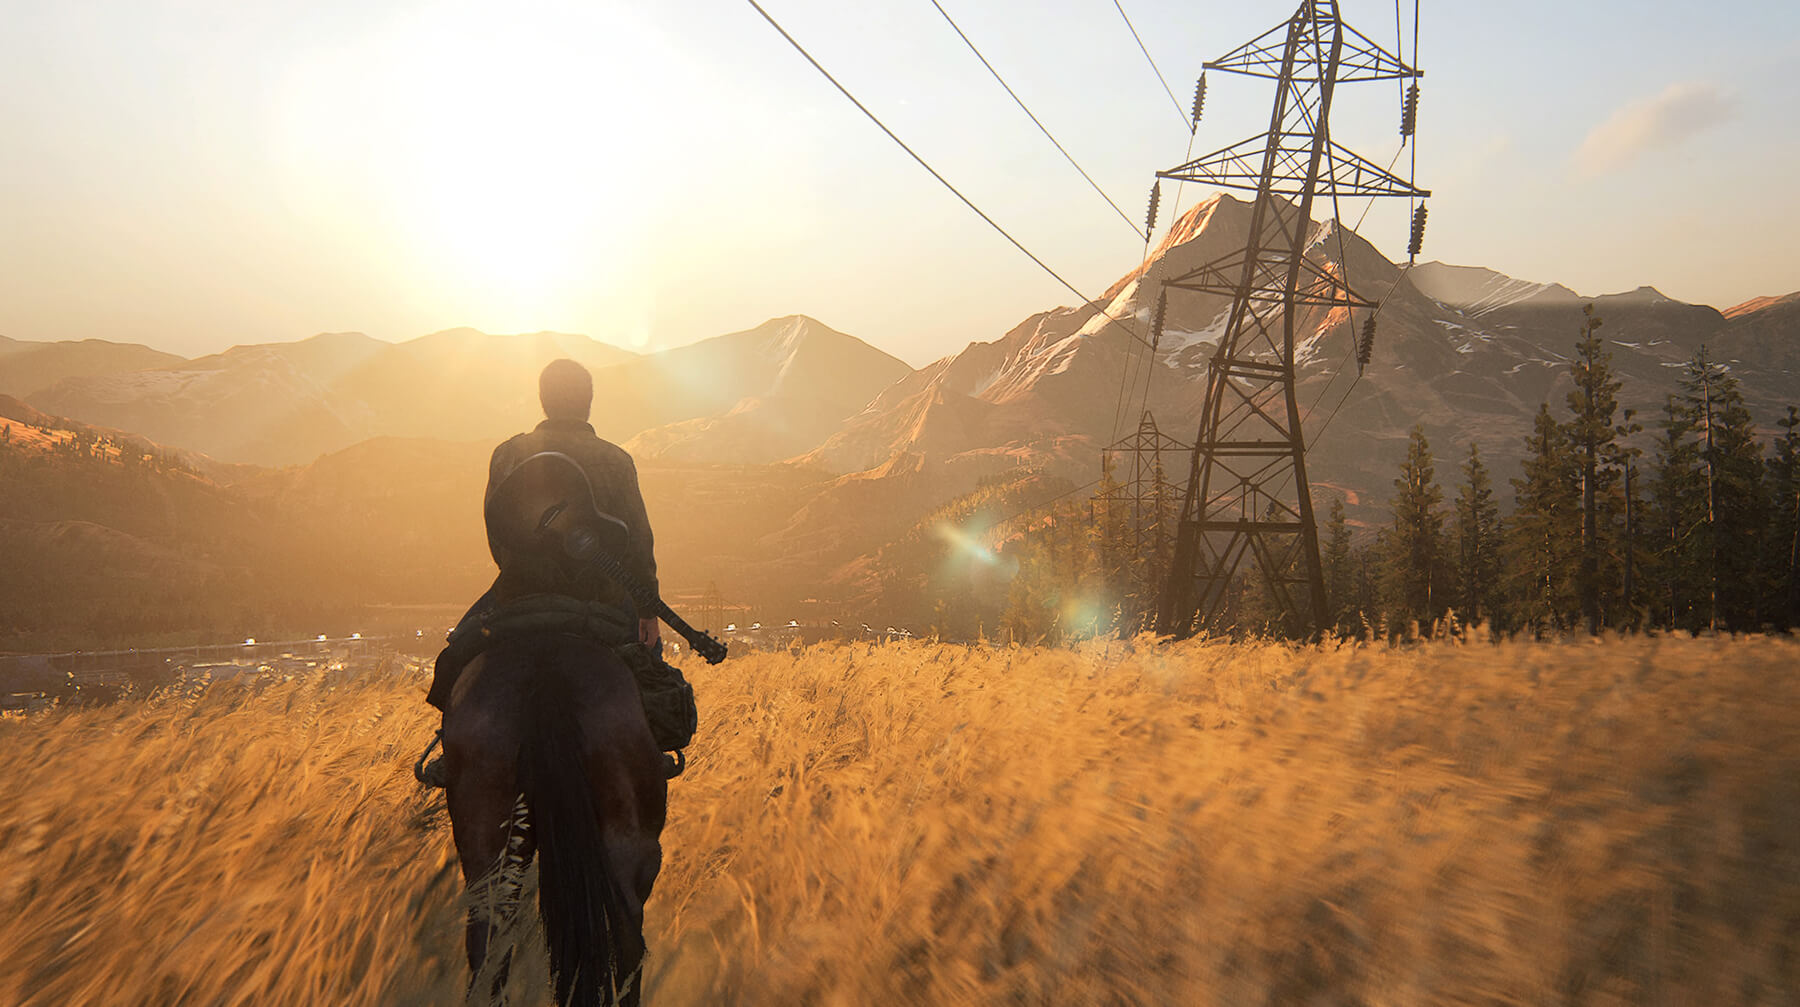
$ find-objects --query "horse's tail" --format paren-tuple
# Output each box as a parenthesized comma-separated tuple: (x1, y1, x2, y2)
(518, 668, 639, 1006)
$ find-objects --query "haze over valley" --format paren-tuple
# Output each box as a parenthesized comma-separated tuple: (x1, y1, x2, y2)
(5, 195, 1795, 648)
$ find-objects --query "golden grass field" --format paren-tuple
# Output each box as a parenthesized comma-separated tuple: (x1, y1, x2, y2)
(2, 633, 1797, 1005)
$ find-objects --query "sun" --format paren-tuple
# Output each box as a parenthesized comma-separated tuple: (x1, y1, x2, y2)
(275, 0, 682, 327)
(378, 13, 647, 303)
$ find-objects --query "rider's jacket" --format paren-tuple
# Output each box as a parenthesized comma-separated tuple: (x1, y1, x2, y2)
(486, 418, 660, 606)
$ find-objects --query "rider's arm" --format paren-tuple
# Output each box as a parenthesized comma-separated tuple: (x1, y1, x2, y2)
(483, 440, 518, 569)
(619, 455, 659, 601)
(617, 453, 662, 647)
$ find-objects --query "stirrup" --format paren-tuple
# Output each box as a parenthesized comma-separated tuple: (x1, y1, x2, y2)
(414, 730, 446, 787)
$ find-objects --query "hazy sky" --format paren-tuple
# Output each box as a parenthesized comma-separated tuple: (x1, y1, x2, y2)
(3, 0, 1796, 366)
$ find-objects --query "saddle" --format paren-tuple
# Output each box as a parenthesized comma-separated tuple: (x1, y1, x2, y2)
(440, 592, 699, 756)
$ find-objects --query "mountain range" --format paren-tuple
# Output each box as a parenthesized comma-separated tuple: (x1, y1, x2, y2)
(12, 317, 910, 467)
(15, 194, 1788, 498)
(4, 192, 1795, 644)
(781, 195, 1795, 516)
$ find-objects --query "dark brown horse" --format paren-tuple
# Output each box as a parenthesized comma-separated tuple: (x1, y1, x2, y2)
(443, 631, 666, 1005)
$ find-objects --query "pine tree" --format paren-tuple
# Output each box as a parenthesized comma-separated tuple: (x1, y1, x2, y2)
(1352, 542, 1381, 635)
(1321, 495, 1354, 631)
(1565, 305, 1621, 632)
(1140, 452, 1177, 632)
(1382, 425, 1448, 630)
(1506, 403, 1579, 633)
(1004, 503, 1095, 644)
(1453, 442, 1503, 627)
(1768, 407, 1800, 628)
(1092, 456, 1129, 628)
(1647, 395, 1706, 630)
(1680, 347, 1766, 629)
(1604, 408, 1647, 628)
(1001, 537, 1052, 644)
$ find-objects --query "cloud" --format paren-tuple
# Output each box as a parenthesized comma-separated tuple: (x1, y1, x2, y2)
(1574, 82, 1735, 177)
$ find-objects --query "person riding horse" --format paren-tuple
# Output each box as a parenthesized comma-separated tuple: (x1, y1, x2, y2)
(424, 359, 715, 1004)
(419, 358, 668, 784)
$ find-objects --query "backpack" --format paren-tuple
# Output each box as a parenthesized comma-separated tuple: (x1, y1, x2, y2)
(615, 641, 699, 754)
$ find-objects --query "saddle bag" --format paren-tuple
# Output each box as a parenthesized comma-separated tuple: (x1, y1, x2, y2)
(615, 642, 699, 754)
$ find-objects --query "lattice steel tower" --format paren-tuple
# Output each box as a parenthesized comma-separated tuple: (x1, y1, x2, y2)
(1103, 412, 1189, 632)
(1155, 1, 1426, 637)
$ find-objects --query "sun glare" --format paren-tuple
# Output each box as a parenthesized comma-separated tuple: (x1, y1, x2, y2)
(275, 1, 687, 331)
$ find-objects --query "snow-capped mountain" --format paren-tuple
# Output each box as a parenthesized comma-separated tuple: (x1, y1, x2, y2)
(1406, 262, 1579, 318)
(781, 193, 1796, 521)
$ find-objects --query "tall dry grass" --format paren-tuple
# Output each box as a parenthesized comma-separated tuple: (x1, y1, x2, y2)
(1, 634, 1796, 1005)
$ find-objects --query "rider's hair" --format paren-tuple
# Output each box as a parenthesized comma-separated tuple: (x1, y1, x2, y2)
(539, 359, 593, 421)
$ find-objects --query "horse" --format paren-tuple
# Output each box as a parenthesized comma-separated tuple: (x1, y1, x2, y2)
(443, 631, 667, 1005)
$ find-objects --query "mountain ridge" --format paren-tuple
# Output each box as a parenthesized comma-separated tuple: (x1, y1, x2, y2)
(766, 193, 1798, 536)
(614, 314, 914, 464)
(26, 318, 912, 466)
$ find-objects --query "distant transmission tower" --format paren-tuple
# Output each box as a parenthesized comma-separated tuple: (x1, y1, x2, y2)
(1103, 412, 1188, 632)
(1154, 1, 1427, 637)
(700, 580, 726, 635)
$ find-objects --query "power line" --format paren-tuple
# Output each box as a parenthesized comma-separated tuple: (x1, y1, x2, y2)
(1302, 142, 1408, 426)
(928, 0, 1144, 241)
(1163, 123, 1200, 237)
(1115, 15, 1206, 438)
(1307, 260, 1419, 450)
(926, 0, 1169, 441)
(1130, 264, 1178, 431)
(1101, 209, 1159, 444)
(1302, 141, 1409, 427)
(1307, 0, 1426, 452)
(744, 0, 1154, 353)
(1113, 258, 1159, 442)
(1110, 311, 1141, 441)
(1109, 229, 1160, 443)
(1293, 141, 1360, 429)
(1110, 0, 1190, 131)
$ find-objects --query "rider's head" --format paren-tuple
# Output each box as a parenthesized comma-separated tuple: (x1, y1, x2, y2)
(539, 359, 593, 422)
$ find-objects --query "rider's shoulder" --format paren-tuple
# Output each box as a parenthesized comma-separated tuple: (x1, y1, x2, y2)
(489, 430, 535, 464)
(591, 436, 636, 466)
(507, 421, 636, 467)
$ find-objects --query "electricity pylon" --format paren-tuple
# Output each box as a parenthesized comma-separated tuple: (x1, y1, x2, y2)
(1103, 412, 1189, 633)
(1154, 0, 1426, 637)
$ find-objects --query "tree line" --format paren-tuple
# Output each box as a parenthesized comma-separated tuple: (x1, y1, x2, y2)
(1332, 305, 1797, 635)
(979, 303, 1799, 641)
